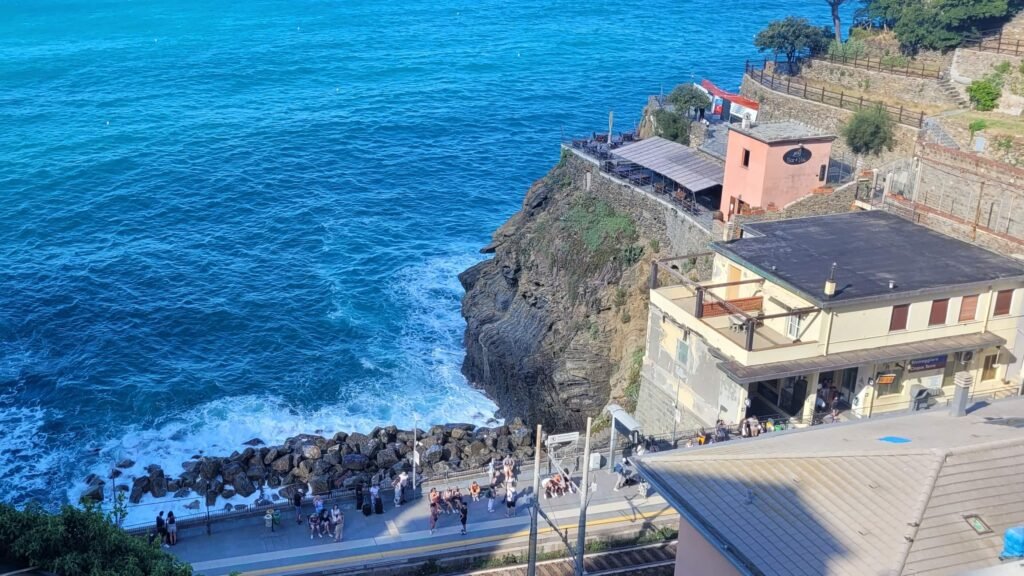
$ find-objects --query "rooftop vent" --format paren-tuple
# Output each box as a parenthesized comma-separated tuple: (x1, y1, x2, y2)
(823, 262, 837, 298)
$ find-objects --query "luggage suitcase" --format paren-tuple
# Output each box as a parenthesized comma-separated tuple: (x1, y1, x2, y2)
(374, 496, 383, 515)
(362, 502, 371, 517)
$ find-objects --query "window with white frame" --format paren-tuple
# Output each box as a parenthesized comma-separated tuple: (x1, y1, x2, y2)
(787, 314, 801, 340)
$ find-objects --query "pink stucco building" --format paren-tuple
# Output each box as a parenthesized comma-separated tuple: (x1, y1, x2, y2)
(720, 121, 835, 221)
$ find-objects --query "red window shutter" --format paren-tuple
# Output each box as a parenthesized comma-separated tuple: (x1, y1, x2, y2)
(929, 299, 949, 326)
(959, 295, 978, 322)
(995, 290, 1013, 317)
(890, 304, 909, 331)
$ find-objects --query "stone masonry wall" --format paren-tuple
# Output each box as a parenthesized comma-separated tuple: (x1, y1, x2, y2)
(732, 179, 859, 226)
(741, 75, 919, 168)
(800, 59, 956, 109)
(883, 143, 1024, 256)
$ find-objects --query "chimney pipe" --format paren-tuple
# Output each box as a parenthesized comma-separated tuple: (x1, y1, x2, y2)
(824, 262, 837, 298)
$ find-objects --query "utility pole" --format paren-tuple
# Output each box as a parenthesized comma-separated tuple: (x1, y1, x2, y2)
(576, 417, 593, 576)
(412, 414, 419, 493)
(527, 424, 543, 576)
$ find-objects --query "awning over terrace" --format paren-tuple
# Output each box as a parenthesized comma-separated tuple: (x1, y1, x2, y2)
(612, 137, 724, 192)
(718, 332, 1005, 384)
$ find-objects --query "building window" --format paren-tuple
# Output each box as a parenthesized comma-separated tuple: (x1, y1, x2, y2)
(959, 295, 978, 322)
(787, 314, 801, 340)
(742, 149, 750, 167)
(982, 354, 998, 381)
(994, 290, 1013, 316)
(818, 164, 827, 182)
(889, 304, 909, 332)
(875, 372, 901, 396)
(675, 339, 689, 367)
(929, 299, 949, 326)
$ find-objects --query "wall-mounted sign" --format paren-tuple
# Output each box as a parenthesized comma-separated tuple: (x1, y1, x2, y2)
(783, 146, 812, 165)
(909, 355, 948, 372)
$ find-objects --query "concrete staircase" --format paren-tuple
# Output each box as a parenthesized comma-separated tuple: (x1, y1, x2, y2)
(937, 76, 970, 109)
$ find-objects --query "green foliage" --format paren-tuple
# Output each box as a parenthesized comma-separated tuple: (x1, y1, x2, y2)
(652, 108, 690, 145)
(0, 503, 192, 576)
(648, 238, 660, 253)
(842, 105, 895, 156)
(623, 347, 644, 413)
(828, 38, 867, 58)
(620, 310, 632, 324)
(969, 119, 989, 136)
(621, 244, 644, 267)
(666, 83, 712, 116)
(107, 490, 128, 528)
(862, 0, 1013, 51)
(879, 53, 910, 67)
(755, 16, 831, 67)
(613, 286, 627, 308)
(995, 136, 1014, 152)
(995, 60, 1013, 75)
(565, 198, 637, 253)
(968, 76, 1003, 111)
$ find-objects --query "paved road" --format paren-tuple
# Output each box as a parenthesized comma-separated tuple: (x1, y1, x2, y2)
(169, 463, 676, 575)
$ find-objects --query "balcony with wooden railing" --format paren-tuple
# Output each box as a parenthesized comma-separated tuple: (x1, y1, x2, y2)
(650, 255, 821, 365)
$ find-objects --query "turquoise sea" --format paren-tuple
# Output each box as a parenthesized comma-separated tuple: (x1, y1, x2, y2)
(0, 0, 849, 514)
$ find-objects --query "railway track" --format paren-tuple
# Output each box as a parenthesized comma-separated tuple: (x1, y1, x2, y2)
(456, 541, 677, 576)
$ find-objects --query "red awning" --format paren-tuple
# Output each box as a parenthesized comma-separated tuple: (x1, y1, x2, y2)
(700, 79, 760, 110)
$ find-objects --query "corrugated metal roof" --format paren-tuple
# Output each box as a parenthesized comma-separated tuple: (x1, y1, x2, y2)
(637, 398, 1024, 576)
(612, 137, 724, 192)
(718, 332, 1005, 384)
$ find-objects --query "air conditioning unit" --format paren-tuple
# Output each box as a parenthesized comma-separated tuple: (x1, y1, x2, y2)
(959, 351, 975, 365)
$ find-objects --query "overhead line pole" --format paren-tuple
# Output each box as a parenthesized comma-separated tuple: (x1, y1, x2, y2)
(575, 417, 593, 576)
(527, 424, 543, 576)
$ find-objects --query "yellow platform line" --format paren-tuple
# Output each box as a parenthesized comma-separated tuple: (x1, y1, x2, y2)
(239, 508, 676, 576)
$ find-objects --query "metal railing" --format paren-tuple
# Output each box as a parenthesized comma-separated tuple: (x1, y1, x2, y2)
(745, 61, 926, 129)
(810, 54, 942, 79)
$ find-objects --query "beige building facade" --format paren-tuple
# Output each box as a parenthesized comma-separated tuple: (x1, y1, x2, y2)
(635, 211, 1024, 435)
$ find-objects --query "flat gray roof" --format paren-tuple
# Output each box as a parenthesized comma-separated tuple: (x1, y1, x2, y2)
(712, 211, 1024, 308)
(612, 136, 724, 192)
(637, 397, 1024, 576)
(728, 120, 835, 144)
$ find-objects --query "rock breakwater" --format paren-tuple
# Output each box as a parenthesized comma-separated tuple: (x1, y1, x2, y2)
(80, 419, 536, 509)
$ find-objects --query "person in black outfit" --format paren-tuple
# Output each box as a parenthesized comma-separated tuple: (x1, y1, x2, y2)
(458, 501, 468, 535)
(355, 484, 364, 510)
(293, 490, 304, 524)
(155, 511, 168, 547)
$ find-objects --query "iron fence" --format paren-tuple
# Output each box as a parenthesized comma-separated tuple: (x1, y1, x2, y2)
(745, 61, 926, 129)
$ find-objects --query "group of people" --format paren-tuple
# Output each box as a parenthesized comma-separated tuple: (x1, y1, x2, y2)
(307, 496, 345, 542)
(154, 511, 178, 548)
(427, 486, 470, 535)
(541, 469, 576, 499)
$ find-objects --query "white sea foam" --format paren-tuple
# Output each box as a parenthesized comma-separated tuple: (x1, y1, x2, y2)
(73, 249, 499, 527)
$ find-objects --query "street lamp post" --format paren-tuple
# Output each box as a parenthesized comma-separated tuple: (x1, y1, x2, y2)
(576, 417, 593, 576)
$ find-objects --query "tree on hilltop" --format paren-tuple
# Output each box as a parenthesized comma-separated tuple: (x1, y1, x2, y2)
(825, 0, 852, 42)
(666, 84, 712, 119)
(755, 17, 831, 71)
(842, 105, 895, 157)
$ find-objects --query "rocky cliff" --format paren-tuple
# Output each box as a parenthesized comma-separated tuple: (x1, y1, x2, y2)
(459, 151, 712, 432)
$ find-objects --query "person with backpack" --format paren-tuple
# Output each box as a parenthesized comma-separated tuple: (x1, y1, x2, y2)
(505, 482, 517, 518)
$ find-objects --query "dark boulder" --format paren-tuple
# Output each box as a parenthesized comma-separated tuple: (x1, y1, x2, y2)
(234, 474, 256, 498)
(129, 476, 150, 504)
(309, 474, 331, 495)
(243, 438, 264, 447)
(199, 458, 221, 481)
(173, 488, 191, 498)
(376, 448, 399, 469)
(263, 448, 280, 466)
(271, 454, 292, 473)
(342, 453, 370, 471)
(116, 458, 135, 469)
(82, 482, 105, 503)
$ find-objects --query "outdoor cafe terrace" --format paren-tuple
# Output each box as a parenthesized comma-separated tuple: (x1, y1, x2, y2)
(563, 133, 725, 234)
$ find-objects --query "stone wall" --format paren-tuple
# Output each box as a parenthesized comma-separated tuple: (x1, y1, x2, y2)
(882, 143, 1024, 256)
(800, 59, 955, 109)
(740, 75, 919, 168)
(951, 48, 1024, 115)
(732, 179, 859, 226)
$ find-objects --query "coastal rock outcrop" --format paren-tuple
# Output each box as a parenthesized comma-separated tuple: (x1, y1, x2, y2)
(460, 152, 692, 431)
(95, 422, 536, 508)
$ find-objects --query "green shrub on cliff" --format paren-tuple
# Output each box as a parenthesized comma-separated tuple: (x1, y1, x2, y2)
(652, 109, 690, 145)
(842, 105, 895, 157)
(0, 502, 192, 576)
(566, 198, 637, 253)
(968, 75, 1003, 111)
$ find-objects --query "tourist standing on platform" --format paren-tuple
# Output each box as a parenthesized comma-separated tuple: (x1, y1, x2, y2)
(398, 470, 409, 505)
(428, 502, 440, 535)
(166, 511, 177, 545)
(355, 484, 364, 511)
(458, 500, 468, 535)
(393, 474, 403, 507)
(486, 485, 496, 513)
(155, 511, 168, 548)
(469, 480, 481, 502)
(293, 490, 304, 524)
(314, 495, 324, 517)
(331, 504, 344, 542)
(505, 482, 517, 518)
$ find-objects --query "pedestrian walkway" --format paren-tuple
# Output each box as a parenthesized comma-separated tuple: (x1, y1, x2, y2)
(169, 464, 673, 576)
